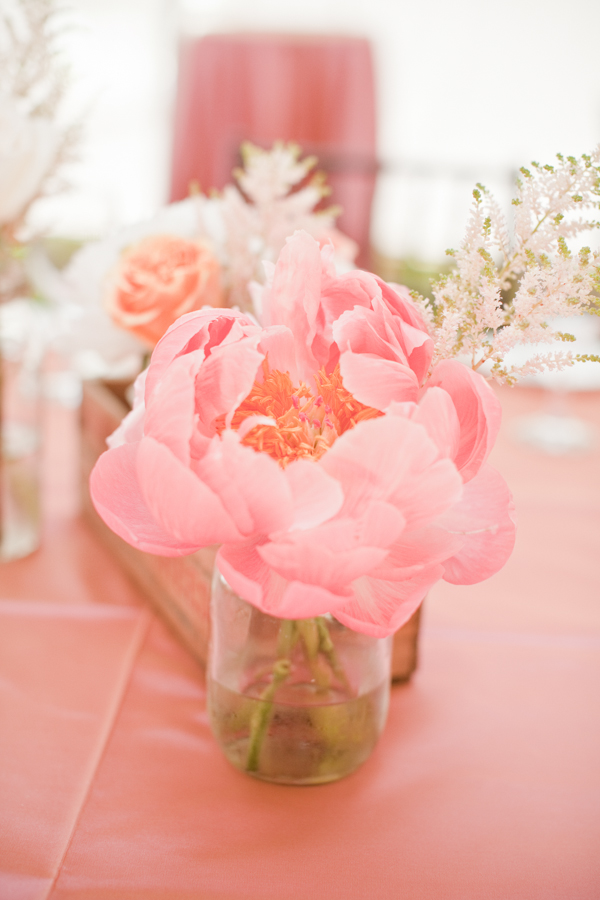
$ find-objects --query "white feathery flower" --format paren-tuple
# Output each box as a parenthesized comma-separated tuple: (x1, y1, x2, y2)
(219, 142, 358, 311)
(420, 149, 600, 382)
(0, 94, 60, 226)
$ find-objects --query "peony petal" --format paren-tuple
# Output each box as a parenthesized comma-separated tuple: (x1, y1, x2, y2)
(284, 458, 344, 530)
(320, 268, 380, 328)
(321, 415, 434, 508)
(136, 436, 243, 546)
(258, 500, 404, 596)
(334, 570, 441, 637)
(106, 368, 148, 450)
(194, 430, 293, 536)
(145, 308, 224, 398)
(428, 359, 502, 482)
(393, 320, 433, 385)
(439, 464, 516, 584)
(339, 351, 419, 409)
(218, 542, 352, 619)
(333, 298, 432, 387)
(320, 269, 432, 377)
(263, 231, 323, 380)
(410, 387, 461, 461)
(357, 500, 407, 548)
(275, 580, 351, 619)
(144, 351, 203, 464)
(368, 525, 463, 581)
(194, 336, 264, 432)
(386, 400, 418, 419)
(257, 325, 299, 384)
(90, 442, 197, 556)
(258, 531, 389, 596)
(333, 304, 409, 364)
(217, 540, 277, 610)
(377, 279, 431, 334)
(373, 280, 434, 383)
(146, 308, 258, 402)
(321, 414, 462, 529)
(106, 403, 145, 450)
(391, 456, 464, 531)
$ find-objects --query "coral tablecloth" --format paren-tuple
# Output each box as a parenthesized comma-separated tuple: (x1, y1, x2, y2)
(170, 33, 377, 265)
(1, 388, 600, 899)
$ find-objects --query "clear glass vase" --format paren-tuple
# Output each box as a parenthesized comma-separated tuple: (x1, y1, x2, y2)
(207, 568, 392, 785)
(0, 299, 44, 561)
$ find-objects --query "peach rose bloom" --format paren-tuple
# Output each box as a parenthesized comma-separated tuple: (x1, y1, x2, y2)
(105, 234, 224, 347)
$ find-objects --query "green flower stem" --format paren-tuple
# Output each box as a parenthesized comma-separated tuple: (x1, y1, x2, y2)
(246, 657, 292, 772)
(316, 617, 353, 696)
(296, 619, 330, 689)
(277, 618, 298, 657)
(244, 616, 354, 773)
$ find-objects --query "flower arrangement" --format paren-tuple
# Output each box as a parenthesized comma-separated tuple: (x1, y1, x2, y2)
(89, 146, 600, 782)
(91, 230, 515, 637)
(91, 229, 517, 781)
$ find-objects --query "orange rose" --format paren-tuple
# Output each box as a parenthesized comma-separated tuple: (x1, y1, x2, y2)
(105, 234, 224, 347)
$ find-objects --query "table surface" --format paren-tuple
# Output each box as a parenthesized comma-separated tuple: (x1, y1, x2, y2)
(1, 386, 599, 900)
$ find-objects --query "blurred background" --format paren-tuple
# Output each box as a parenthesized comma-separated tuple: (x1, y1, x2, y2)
(32, 0, 600, 281)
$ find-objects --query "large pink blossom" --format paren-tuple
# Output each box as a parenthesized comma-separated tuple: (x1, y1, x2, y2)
(90, 231, 515, 637)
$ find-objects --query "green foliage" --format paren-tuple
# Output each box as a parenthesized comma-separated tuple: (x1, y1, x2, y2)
(557, 237, 571, 258)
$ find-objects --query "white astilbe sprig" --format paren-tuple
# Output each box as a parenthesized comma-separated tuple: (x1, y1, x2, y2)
(0, 0, 76, 298)
(215, 141, 357, 311)
(1, 0, 68, 120)
(416, 148, 600, 383)
(0, 1, 75, 228)
(234, 141, 320, 205)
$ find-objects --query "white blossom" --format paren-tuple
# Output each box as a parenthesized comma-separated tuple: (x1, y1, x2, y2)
(0, 92, 60, 226)
(215, 142, 357, 311)
(0, 0, 74, 303)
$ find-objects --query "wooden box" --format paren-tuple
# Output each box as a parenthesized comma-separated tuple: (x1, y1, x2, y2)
(81, 380, 421, 680)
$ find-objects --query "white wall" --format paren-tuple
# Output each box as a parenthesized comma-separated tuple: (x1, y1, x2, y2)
(34, 0, 600, 260)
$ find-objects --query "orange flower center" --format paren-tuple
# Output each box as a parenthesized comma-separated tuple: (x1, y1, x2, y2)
(216, 361, 382, 467)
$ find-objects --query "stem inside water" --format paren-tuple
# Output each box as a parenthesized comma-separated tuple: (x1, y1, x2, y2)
(244, 615, 354, 773)
(246, 657, 292, 772)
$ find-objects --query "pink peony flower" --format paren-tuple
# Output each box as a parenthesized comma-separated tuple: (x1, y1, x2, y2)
(91, 231, 515, 637)
(105, 234, 224, 347)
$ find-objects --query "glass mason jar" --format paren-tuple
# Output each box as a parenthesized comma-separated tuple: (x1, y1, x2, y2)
(207, 568, 393, 785)
(0, 299, 44, 561)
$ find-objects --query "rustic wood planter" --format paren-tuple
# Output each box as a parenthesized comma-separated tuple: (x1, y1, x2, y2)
(81, 379, 421, 680)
